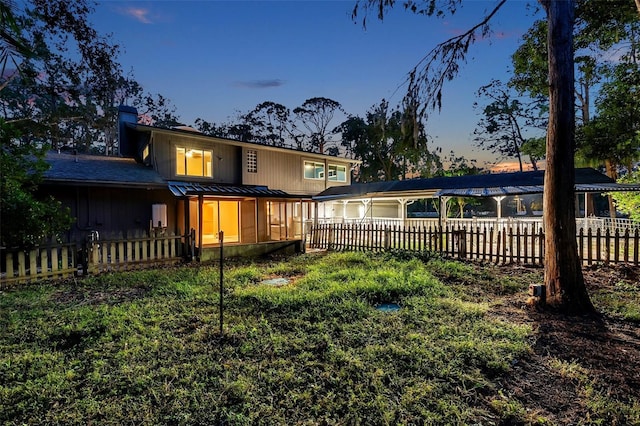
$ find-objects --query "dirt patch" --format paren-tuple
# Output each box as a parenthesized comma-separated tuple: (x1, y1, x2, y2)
(488, 264, 640, 424)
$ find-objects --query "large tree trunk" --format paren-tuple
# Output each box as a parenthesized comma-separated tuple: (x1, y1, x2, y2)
(541, 0, 595, 314)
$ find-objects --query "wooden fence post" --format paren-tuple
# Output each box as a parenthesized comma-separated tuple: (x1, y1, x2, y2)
(328, 225, 335, 251)
(384, 227, 391, 251)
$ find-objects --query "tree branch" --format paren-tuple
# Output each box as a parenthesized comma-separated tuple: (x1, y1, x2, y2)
(399, 0, 507, 117)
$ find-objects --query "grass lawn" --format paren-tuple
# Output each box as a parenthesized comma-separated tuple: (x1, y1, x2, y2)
(1, 251, 639, 425)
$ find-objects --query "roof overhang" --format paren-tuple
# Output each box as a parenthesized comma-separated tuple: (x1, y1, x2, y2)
(435, 183, 640, 198)
(41, 179, 168, 190)
(313, 169, 640, 202)
(168, 181, 310, 199)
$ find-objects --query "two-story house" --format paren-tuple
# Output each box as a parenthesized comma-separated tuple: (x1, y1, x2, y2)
(40, 106, 358, 260)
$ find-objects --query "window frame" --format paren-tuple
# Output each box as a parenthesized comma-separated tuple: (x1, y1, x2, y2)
(176, 146, 213, 178)
(328, 164, 347, 182)
(303, 160, 325, 180)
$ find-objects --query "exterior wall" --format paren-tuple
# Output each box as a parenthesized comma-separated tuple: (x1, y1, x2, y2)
(241, 147, 352, 196)
(150, 132, 353, 196)
(41, 184, 180, 242)
(319, 200, 401, 221)
(151, 133, 241, 184)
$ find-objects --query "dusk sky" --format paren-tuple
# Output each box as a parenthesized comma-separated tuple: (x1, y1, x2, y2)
(91, 1, 544, 169)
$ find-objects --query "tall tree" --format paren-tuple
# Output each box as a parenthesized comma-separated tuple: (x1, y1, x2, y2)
(241, 101, 298, 148)
(353, 0, 596, 314)
(337, 99, 438, 182)
(541, 0, 594, 313)
(512, 1, 639, 220)
(473, 79, 545, 171)
(0, 5, 72, 248)
(293, 97, 344, 154)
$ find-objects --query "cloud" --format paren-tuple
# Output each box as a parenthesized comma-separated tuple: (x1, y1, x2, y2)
(122, 7, 153, 24)
(233, 79, 285, 89)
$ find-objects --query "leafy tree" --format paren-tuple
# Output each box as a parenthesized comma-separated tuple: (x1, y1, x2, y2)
(0, 0, 32, 91)
(473, 80, 545, 171)
(242, 101, 296, 147)
(293, 97, 344, 154)
(0, 119, 72, 248)
(336, 99, 437, 182)
(1, 0, 182, 154)
(0, 1, 73, 248)
(135, 92, 181, 129)
(611, 170, 640, 221)
(193, 117, 231, 138)
(352, 0, 595, 314)
(580, 63, 640, 174)
(2, 0, 126, 151)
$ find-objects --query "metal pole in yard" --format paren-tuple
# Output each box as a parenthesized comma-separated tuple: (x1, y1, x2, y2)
(219, 230, 224, 335)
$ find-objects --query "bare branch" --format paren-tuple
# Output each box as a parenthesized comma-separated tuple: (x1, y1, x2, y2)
(401, 0, 507, 118)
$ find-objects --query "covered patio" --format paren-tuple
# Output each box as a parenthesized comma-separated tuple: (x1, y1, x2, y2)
(313, 168, 640, 233)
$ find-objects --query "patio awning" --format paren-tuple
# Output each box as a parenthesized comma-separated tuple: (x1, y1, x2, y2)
(434, 183, 640, 198)
(168, 181, 307, 199)
(314, 168, 640, 202)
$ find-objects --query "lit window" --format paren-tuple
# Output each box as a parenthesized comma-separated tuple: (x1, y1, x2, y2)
(304, 161, 325, 180)
(143, 145, 150, 163)
(247, 150, 257, 173)
(328, 164, 347, 182)
(202, 200, 240, 244)
(176, 147, 213, 177)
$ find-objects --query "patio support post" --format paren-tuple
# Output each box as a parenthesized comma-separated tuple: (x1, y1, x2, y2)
(493, 196, 506, 225)
(583, 192, 588, 231)
(398, 198, 407, 227)
(361, 199, 370, 223)
(197, 194, 203, 262)
(440, 196, 451, 229)
(342, 200, 348, 223)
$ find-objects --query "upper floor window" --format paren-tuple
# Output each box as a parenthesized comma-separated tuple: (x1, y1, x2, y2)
(176, 147, 213, 177)
(328, 164, 347, 182)
(247, 149, 257, 173)
(304, 161, 325, 180)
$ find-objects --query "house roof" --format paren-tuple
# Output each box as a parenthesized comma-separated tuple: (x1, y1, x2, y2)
(42, 152, 306, 198)
(43, 151, 167, 188)
(313, 168, 640, 201)
(167, 181, 309, 199)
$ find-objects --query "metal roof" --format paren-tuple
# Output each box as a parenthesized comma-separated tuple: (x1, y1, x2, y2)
(314, 168, 640, 201)
(167, 181, 307, 199)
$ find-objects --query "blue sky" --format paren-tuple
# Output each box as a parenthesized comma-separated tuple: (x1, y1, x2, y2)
(92, 0, 544, 168)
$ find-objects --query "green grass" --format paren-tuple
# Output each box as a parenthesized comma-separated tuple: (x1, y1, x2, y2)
(590, 280, 640, 322)
(0, 252, 636, 425)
